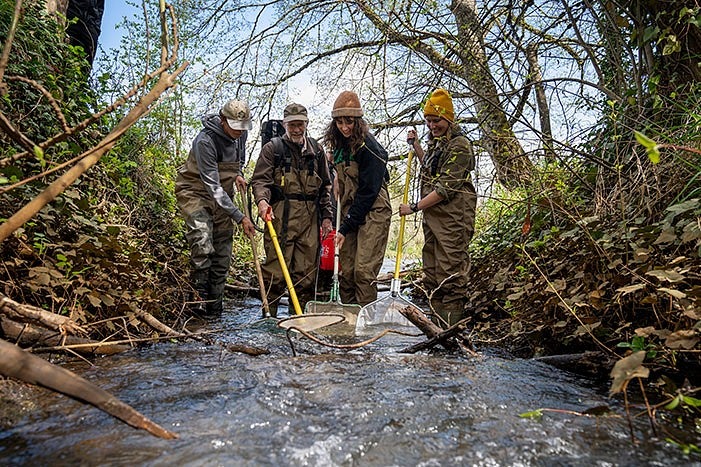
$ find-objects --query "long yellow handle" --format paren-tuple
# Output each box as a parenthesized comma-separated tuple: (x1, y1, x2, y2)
(266, 219, 302, 315)
(393, 146, 414, 281)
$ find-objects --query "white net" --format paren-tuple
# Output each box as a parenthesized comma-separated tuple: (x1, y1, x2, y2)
(355, 295, 421, 334)
(277, 314, 346, 333)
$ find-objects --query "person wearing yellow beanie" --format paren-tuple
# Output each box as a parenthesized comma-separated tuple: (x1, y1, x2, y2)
(323, 90, 392, 306)
(423, 88, 455, 122)
(399, 88, 477, 328)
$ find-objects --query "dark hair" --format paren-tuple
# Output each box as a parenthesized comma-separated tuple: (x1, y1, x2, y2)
(323, 116, 369, 154)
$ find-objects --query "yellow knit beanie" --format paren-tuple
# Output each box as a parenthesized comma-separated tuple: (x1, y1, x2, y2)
(423, 88, 454, 122)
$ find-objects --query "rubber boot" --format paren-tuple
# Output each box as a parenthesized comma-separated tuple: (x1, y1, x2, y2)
(267, 301, 278, 318)
(206, 278, 225, 318)
(188, 270, 209, 316)
(206, 295, 224, 316)
(434, 299, 465, 329)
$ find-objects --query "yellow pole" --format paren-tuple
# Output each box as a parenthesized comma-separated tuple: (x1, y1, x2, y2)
(393, 146, 414, 283)
(266, 220, 302, 315)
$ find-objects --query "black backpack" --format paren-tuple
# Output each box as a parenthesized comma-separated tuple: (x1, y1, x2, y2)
(261, 120, 285, 147)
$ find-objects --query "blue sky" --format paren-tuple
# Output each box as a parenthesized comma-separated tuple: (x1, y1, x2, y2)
(95, 1, 139, 60)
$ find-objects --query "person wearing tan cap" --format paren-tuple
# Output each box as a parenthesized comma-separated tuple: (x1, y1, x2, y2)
(323, 91, 392, 306)
(175, 99, 256, 317)
(251, 103, 334, 317)
(399, 88, 477, 327)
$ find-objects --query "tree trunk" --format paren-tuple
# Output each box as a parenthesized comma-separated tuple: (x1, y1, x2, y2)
(452, 0, 534, 187)
(526, 44, 555, 162)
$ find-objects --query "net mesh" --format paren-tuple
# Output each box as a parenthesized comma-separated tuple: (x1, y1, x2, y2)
(355, 295, 421, 334)
(277, 314, 346, 333)
(306, 301, 361, 325)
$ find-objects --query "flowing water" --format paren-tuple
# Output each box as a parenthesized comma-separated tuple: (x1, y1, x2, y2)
(0, 297, 698, 466)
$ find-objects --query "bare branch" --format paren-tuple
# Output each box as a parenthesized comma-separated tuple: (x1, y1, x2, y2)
(8, 75, 69, 130)
(0, 3, 189, 243)
(0, 110, 37, 152)
(0, 0, 23, 93)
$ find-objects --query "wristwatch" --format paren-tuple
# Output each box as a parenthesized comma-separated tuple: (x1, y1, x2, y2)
(410, 202, 419, 213)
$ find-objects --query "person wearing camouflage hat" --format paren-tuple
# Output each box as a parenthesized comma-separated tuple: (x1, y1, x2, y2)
(251, 103, 333, 317)
(175, 99, 256, 317)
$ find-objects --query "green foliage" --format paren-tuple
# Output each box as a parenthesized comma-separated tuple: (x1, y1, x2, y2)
(633, 131, 660, 164)
(470, 187, 528, 259)
(0, 0, 95, 153)
(0, 1, 195, 330)
(518, 409, 543, 420)
(665, 438, 700, 455)
(663, 393, 701, 411)
(471, 159, 587, 260)
(617, 335, 658, 359)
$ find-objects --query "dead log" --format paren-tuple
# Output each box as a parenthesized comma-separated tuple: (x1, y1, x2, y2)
(224, 343, 270, 356)
(225, 281, 258, 293)
(1, 317, 130, 355)
(0, 339, 177, 439)
(0, 293, 85, 335)
(535, 351, 615, 379)
(399, 306, 476, 356)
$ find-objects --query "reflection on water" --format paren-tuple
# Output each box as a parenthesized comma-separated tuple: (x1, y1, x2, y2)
(0, 297, 695, 466)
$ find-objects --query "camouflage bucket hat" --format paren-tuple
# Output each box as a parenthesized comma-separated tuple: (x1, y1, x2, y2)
(221, 99, 252, 130)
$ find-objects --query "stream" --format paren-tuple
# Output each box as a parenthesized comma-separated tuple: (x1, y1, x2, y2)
(0, 296, 697, 466)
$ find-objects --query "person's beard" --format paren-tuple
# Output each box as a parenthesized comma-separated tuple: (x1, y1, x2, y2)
(289, 132, 305, 145)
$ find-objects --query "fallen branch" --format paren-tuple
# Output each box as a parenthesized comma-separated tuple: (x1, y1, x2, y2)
(535, 351, 615, 378)
(224, 343, 270, 356)
(1, 317, 129, 355)
(135, 310, 187, 337)
(28, 333, 217, 352)
(225, 282, 258, 293)
(0, 339, 177, 439)
(0, 293, 85, 335)
(399, 306, 477, 356)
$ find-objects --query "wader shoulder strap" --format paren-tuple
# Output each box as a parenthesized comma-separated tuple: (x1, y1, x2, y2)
(307, 138, 324, 176)
(270, 137, 291, 246)
(272, 137, 291, 173)
(430, 148, 442, 177)
(203, 128, 227, 163)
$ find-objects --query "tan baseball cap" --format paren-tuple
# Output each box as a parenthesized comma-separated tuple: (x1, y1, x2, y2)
(283, 103, 309, 123)
(221, 99, 252, 130)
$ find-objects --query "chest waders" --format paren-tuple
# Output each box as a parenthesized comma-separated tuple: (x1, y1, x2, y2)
(334, 150, 392, 307)
(174, 130, 241, 317)
(419, 136, 476, 328)
(262, 138, 326, 316)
